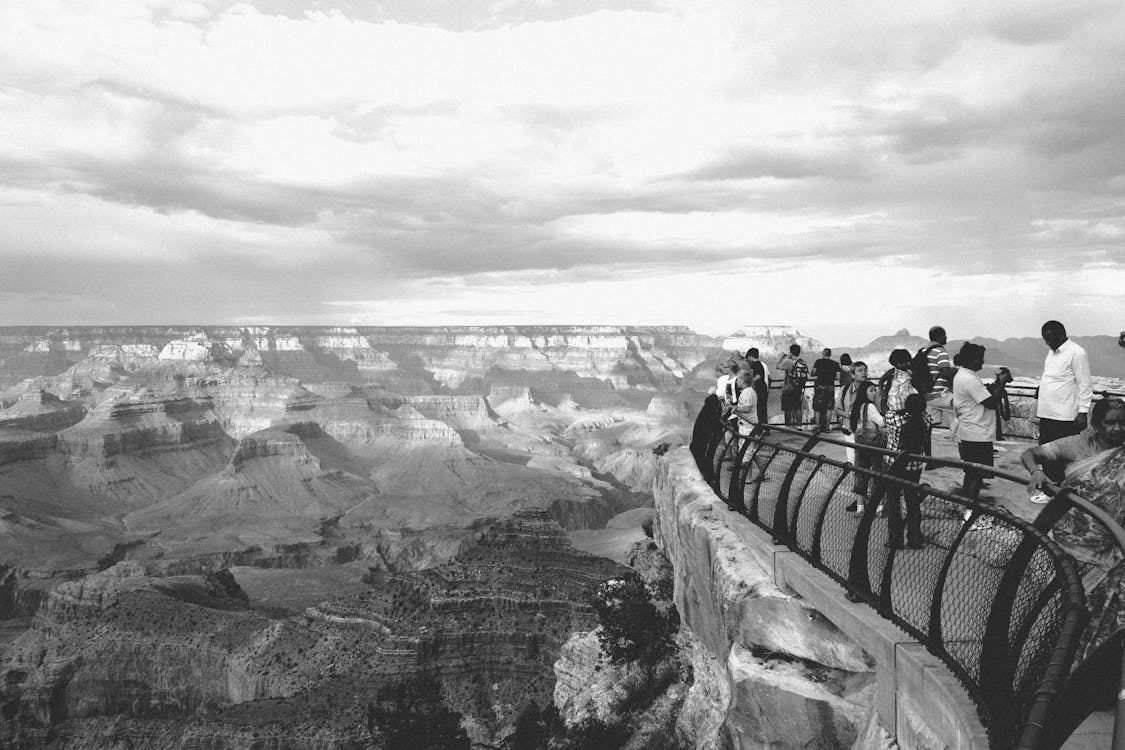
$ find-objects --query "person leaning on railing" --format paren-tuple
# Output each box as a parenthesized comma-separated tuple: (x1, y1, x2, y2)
(883, 393, 934, 549)
(1021, 397, 1125, 502)
(1037, 397, 1125, 662)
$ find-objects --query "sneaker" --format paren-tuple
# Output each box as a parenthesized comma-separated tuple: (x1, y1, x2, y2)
(1028, 490, 1051, 505)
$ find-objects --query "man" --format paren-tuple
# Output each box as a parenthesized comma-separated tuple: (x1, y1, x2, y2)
(1037, 320, 1093, 482)
(777, 344, 808, 426)
(953, 343, 1012, 501)
(744, 348, 769, 425)
(810, 348, 840, 432)
(923, 326, 954, 425)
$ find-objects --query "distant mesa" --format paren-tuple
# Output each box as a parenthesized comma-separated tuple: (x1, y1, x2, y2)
(721, 325, 823, 357)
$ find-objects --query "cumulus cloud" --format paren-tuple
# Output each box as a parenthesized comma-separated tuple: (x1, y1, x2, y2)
(0, 0, 1123, 340)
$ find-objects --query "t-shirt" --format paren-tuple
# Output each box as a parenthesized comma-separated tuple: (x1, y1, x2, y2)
(779, 356, 808, 389)
(812, 358, 840, 387)
(953, 367, 995, 442)
(1040, 431, 1114, 465)
(926, 345, 953, 392)
(745, 360, 767, 390)
(735, 386, 758, 435)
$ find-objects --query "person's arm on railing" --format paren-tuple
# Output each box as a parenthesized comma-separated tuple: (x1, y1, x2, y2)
(1020, 444, 1060, 493)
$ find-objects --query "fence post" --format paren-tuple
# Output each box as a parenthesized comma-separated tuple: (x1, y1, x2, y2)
(772, 433, 821, 543)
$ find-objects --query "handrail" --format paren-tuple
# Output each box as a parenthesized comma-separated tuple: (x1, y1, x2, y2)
(689, 401, 1125, 749)
(751, 379, 1125, 441)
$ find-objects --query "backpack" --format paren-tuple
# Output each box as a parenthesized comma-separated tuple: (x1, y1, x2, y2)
(784, 358, 808, 389)
(877, 369, 894, 413)
(908, 345, 938, 394)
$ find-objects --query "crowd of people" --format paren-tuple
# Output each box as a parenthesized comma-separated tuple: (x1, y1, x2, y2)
(714, 320, 1115, 549)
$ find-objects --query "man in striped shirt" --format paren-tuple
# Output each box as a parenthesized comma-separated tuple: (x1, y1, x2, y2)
(924, 326, 955, 429)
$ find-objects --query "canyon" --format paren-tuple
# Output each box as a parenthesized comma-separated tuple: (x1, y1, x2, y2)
(2, 324, 1119, 748)
(2, 325, 796, 748)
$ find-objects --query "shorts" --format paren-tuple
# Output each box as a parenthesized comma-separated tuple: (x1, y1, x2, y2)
(781, 388, 802, 411)
(812, 386, 834, 411)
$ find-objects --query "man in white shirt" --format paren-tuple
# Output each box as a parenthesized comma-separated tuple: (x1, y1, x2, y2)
(1037, 321, 1093, 480)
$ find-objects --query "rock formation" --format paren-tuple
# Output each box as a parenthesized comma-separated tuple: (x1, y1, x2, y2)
(1, 512, 621, 748)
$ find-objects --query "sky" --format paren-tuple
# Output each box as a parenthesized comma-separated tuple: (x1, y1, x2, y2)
(1, 0, 1123, 345)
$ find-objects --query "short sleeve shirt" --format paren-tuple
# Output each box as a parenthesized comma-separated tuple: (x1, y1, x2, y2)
(953, 367, 995, 442)
(1040, 432, 1110, 465)
(886, 369, 915, 412)
(926, 345, 952, 391)
(813, 358, 840, 387)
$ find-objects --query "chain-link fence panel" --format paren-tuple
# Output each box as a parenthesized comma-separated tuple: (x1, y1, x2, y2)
(691, 409, 1093, 750)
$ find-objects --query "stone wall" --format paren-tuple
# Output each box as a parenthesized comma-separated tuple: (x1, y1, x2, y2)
(652, 447, 989, 750)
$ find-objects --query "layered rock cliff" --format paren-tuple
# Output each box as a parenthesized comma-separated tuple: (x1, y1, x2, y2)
(648, 448, 889, 750)
(0, 512, 621, 748)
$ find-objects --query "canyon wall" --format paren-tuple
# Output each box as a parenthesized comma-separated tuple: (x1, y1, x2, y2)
(651, 447, 989, 750)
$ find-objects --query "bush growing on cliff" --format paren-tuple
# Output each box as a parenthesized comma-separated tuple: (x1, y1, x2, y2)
(591, 571, 678, 665)
(367, 673, 470, 750)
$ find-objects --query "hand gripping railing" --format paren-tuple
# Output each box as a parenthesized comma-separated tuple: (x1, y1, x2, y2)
(688, 401, 1125, 750)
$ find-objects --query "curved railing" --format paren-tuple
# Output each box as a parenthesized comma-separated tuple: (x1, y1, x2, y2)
(759, 379, 1125, 441)
(689, 404, 1125, 750)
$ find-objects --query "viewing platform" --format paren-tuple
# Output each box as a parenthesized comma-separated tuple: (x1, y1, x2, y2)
(678, 393, 1125, 750)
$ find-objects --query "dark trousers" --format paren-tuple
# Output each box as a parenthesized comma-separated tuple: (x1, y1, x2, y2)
(852, 439, 881, 496)
(754, 384, 768, 425)
(958, 440, 994, 500)
(1038, 418, 1081, 483)
(886, 466, 924, 546)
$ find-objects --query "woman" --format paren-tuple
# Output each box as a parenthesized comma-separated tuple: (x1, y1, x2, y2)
(1038, 398, 1125, 660)
(846, 381, 886, 512)
(951, 343, 1010, 501)
(1022, 397, 1125, 495)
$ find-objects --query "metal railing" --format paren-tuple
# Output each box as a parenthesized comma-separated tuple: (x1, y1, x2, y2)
(689, 401, 1125, 750)
(759, 380, 1125, 441)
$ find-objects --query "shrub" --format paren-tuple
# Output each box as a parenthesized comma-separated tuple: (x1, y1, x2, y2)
(590, 571, 678, 665)
(367, 673, 470, 750)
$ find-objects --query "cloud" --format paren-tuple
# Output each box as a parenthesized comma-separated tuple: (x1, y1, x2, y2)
(0, 0, 1123, 340)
